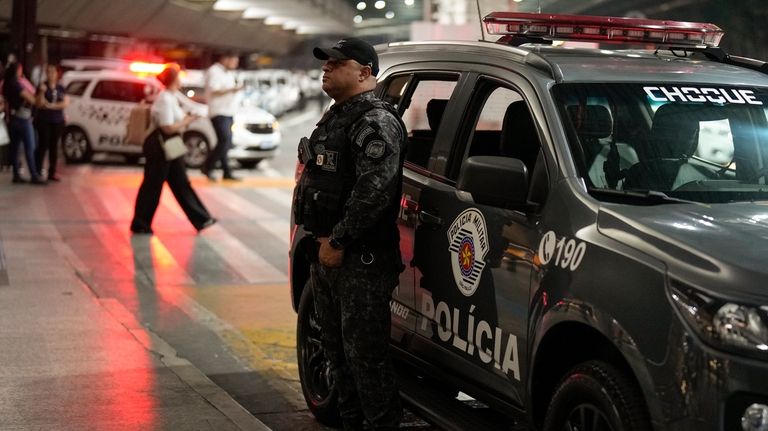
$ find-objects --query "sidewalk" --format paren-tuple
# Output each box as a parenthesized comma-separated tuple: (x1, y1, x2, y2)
(0, 217, 271, 430)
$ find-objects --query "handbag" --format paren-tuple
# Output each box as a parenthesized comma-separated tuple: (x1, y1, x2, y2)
(125, 103, 152, 145)
(0, 114, 9, 146)
(159, 134, 187, 160)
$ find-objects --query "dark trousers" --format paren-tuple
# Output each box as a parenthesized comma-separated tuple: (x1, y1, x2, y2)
(35, 120, 64, 178)
(8, 116, 40, 179)
(131, 134, 212, 231)
(203, 115, 233, 176)
(310, 246, 403, 430)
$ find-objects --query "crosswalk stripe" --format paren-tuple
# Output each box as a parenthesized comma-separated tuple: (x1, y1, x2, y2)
(101, 186, 136, 222)
(199, 188, 290, 246)
(196, 224, 286, 284)
(69, 172, 287, 285)
(70, 188, 137, 279)
(251, 188, 294, 212)
(74, 186, 197, 285)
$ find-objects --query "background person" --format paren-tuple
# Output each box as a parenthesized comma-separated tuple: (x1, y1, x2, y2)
(0, 91, 10, 171)
(201, 51, 243, 181)
(131, 64, 216, 235)
(35, 64, 68, 182)
(2, 61, 45, 184)
(294, 37, 407, 431)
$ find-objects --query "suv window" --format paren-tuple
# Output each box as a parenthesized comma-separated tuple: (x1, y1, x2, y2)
(65, 80, 90, 97)
(451, 81, 541, 180)
(468, 86, 525, 158)
(91, 80, 149, 103)
(385, 75, 458, 169)
(380, 75, 410, 110)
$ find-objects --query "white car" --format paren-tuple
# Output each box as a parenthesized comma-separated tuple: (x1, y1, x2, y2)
(238, 69, 301, 116)
(62, 70, 281, 169)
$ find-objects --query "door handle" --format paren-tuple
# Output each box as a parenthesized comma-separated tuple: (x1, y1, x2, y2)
(419, 210, 442, 226)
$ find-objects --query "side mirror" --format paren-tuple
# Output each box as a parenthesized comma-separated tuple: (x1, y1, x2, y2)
(457, 156, 528, 209)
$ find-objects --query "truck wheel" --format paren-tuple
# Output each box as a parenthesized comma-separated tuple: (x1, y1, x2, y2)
(543, 360, 651, 431)
(62, 127, 93, 164)
(297, 281, 341, 426)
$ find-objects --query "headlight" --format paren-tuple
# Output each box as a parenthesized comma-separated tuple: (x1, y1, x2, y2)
(272, 121, 279, 131)
(231, 122, 244, 132)
(670, 281, 768, 360)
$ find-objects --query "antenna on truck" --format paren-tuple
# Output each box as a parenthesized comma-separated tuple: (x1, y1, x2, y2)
(477, 0, 486, 41)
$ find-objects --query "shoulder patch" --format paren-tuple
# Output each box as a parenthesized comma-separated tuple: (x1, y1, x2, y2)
(365, 140, 387, 159)
(355, 126, 377, 147)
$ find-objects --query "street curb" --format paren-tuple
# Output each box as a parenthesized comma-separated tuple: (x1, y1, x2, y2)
(100, 298, 273, 431)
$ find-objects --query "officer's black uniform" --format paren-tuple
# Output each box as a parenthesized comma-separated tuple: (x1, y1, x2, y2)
(295, 84, 407, 430)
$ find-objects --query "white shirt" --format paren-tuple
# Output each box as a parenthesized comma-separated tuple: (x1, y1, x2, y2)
(205, 62, 239, 117)
(152, 90, 185, 128)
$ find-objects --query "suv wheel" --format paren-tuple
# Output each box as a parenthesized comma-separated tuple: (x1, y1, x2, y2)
(543, 360, 651, 431)
(183, 132, 209, 169)
(62, 127, 93, 164)
(297, 281, 341, 426)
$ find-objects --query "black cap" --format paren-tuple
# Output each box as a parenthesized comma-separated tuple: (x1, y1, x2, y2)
(313, 38, 379, 76)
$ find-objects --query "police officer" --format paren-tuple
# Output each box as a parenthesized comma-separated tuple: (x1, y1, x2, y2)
(294, 38, 406, 430)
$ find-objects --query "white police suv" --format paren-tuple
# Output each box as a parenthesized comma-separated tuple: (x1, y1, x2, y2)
(62, 68, 281, 168)
(290, 12, 768, 431)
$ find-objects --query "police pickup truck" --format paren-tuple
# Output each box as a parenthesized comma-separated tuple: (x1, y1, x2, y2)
(290, 12, 768, 431)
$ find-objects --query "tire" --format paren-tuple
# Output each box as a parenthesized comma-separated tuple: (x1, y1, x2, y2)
(238, 160, 262, 170)
(296, 281, 341, 426)
(183, 132, 209, 169)
(543, 360, 652, 431)
(62, 127, 93, 164)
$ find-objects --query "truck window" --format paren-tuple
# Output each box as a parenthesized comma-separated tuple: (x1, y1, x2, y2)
(91, 80, 148, 103)
(453, 81, 541, 182)
(395, 76, 458, 170)
(65, 80, 90, 97)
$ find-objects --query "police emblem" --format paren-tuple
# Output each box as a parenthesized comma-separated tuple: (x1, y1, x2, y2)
(447, 208, 489, 297)
(365, 140, 386, 159)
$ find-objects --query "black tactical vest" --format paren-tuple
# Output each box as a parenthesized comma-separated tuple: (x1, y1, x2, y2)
(294, 96, 404, 239)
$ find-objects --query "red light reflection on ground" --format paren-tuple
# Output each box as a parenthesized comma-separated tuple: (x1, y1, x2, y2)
(96, 317, 157, 428)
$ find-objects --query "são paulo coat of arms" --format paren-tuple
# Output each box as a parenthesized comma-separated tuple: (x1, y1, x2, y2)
(447, 208, 489, 296)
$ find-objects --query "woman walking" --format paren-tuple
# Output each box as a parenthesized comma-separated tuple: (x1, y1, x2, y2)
(35, 64, 68, 182)
(2, 62, 45, 184)
(130, 64, 216, 234)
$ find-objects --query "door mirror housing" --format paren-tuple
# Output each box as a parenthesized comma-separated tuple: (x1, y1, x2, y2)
(457, 156, 528, 209)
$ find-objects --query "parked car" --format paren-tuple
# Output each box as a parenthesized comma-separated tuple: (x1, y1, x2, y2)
(290, 12, 768, 431)
(239, 69, 301, 116)
(62, 69, 280, 169)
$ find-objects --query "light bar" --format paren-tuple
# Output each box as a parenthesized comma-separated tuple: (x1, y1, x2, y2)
(129, 62, 167, 75)
(483, 12, 724, 47)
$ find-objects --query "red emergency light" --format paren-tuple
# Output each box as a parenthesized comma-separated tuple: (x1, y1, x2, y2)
(483, 12, 724, 47)
(129, 61, 167, 75)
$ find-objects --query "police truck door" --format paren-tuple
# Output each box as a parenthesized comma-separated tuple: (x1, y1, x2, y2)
(410, 75, 545, 408)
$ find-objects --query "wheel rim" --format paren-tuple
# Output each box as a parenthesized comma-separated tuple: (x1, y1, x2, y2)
(63, 130, 87, 160)
(563, 403, 614, 431)
(184, 135, 208, 167)
(301, 303, 335, 404)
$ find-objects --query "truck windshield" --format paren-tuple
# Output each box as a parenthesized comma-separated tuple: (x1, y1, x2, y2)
(553, 83, 768, 204)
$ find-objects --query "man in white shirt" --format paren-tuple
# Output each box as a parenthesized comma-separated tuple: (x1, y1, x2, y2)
(202, 51, 243, 181)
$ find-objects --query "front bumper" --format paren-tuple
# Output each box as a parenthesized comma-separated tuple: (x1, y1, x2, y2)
(652, 320, 768, 431)
(229, 130, 281, 161)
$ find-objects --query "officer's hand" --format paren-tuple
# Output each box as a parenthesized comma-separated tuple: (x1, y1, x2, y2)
(318, 237, 344, 268)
